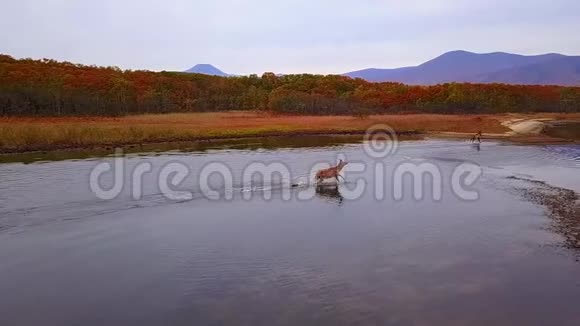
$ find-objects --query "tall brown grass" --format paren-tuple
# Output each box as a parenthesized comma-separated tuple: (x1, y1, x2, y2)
(2, 112, 576, 153)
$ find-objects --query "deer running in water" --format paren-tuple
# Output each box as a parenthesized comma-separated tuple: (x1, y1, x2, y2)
(470, 131, 482, 143)
(315, 160, 348, 183)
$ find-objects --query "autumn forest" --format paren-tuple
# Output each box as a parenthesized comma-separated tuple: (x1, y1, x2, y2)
(1, 54, 579, 116)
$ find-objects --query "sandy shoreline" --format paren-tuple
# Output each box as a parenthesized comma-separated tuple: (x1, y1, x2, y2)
(432, 116, 580, 144)
(508, 176, 580, 250)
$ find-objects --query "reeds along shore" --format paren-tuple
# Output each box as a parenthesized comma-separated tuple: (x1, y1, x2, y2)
(1, 112, 579, 153)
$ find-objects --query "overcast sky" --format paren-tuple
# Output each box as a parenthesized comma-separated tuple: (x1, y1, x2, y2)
(1, 0, 579, 74)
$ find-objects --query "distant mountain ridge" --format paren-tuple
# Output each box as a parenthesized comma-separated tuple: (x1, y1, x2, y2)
(185, 64, 229, 76)
(344, 50, 580, 86)
(185, 51, 580, 86)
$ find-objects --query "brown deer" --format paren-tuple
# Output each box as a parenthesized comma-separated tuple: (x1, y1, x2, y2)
(470, 131, 482, 143)
(315, 160, 348, 183)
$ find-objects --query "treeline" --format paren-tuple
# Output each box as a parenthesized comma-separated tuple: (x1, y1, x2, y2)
(1, 54, 579, 116)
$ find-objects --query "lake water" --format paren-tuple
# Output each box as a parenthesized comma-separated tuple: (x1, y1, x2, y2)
(0, 138, 579, 326)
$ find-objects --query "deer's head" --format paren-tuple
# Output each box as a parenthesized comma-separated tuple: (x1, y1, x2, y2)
(337, 159, 348, 172)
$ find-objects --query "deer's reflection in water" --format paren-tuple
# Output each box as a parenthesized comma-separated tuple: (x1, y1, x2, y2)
(315, 184, 344, 205)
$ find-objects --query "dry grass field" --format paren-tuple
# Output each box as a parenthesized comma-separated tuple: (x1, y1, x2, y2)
(1, 112, 578, 153)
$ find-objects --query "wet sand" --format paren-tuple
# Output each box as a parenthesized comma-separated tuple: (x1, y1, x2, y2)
(508, 176, 580, 250)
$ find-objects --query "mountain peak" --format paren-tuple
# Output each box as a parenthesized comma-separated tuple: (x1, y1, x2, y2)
(344, 50, 577, 85)
(441, 50, 474, 56)
(185, 64, 228, 76)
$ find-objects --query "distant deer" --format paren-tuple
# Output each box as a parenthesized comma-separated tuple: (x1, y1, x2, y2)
(316, 160, 348, 183)
(470, 131, 482, 143)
